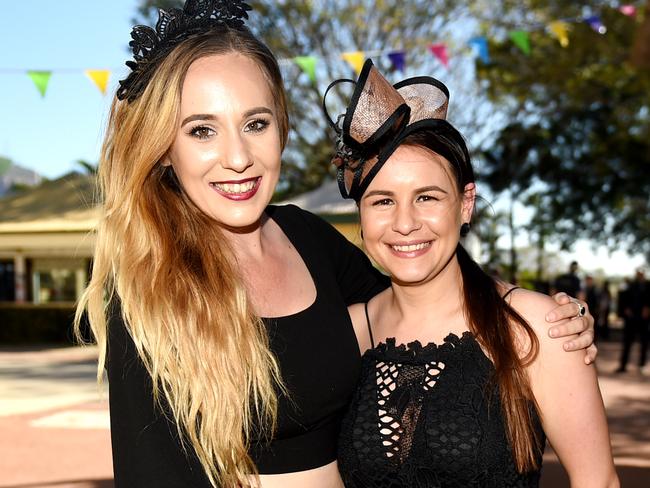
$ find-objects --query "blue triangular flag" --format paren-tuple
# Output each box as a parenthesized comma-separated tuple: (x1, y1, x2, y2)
(468, 36, 490, 64)
(387, 51, 406, 72)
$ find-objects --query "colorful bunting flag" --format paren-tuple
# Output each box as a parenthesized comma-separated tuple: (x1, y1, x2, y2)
(619, 5, 637, 17)
(341, 51, 365, 75)
(548, 21, 571, 47)
(293, 56, 317, 83)
(85, 70, 111, 94)
(8, 6, 635, 101)
(509, 30, 531, 55)
(584, 15, 607, 34)
(468, 36, 490, 64)
(27, 71, 52, 97)
(428, 43, 449, 68)
(387, 51, 406, 72)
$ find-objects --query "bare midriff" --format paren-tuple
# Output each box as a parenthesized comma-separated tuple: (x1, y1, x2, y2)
(255, 461, 344, 488)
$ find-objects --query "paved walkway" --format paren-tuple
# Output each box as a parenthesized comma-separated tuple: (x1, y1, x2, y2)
(0, 340, 647, 487)
(0, 346, 112, 488)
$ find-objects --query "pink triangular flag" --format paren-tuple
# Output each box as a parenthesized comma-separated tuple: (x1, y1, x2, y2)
(428, 43, 449, 68)
(619, 5, 637, 17)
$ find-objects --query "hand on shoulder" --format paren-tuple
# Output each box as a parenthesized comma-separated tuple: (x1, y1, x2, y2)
(504, 287, 579, 355)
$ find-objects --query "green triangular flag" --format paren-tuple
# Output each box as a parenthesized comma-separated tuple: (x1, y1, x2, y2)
(293, 56, 317, 83)
(27, 70, 52, 97)
(508, 30, 531, 55)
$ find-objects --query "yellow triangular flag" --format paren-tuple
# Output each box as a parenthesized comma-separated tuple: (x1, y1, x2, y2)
(341, 51, 365, 75)
(85, 70, 111, 95)
(548, 21, 571, 48)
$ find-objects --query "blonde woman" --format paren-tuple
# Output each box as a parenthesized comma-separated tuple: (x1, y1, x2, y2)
(76, 2, 597, 487)
(326, 60, 617, 487)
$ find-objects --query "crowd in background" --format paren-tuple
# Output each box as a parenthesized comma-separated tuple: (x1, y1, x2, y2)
(550, 261, 650, 374)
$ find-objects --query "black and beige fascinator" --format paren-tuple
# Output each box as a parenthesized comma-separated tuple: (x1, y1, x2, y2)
(117, 0, 252, 102)
(323, 59, 451, 201)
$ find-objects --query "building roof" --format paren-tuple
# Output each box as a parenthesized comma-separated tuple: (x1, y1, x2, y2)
(277, 179, 357, 215)
(0, 173, 98, 234)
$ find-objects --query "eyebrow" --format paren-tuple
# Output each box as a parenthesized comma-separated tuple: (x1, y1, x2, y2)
(364, 185, 449, 199)
(180, 107, 274, 127)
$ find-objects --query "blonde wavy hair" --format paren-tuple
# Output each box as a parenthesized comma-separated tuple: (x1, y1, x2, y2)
(75, 27, 289, 487)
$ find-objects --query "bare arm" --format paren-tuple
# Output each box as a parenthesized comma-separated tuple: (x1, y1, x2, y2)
(510, 289, 618, 488)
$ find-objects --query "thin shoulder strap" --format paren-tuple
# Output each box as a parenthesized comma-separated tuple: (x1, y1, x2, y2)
(502, 286, 521, 301)
(364, 302, 375, 349)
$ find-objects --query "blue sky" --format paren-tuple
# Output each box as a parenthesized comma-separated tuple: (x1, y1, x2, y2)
(0, 0, 140, 178)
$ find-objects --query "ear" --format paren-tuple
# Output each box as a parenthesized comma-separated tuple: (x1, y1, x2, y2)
(160, 152, 172, 167)
(461, 182, 476, 223)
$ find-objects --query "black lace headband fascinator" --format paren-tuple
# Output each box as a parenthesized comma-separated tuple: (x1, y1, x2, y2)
(323, 59, 451, 201)
(117, 0, 252, 102)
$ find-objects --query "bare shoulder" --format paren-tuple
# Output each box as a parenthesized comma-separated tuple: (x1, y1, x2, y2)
(505, 287, 581, 360)
(347, 302, 369, 354)
(505, 287, 558, 324)
(504, 287, 575, 346)
(348, 289, 390, 354)
(348, 302, 367, 328)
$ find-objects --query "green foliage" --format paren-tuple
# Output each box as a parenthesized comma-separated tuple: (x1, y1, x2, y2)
(135, 0, 461, 198)
(75, 159, 98, 176)
(477, 3, 650, 260)
(0, 156, 12, 175)
(7, 183, 30, 194)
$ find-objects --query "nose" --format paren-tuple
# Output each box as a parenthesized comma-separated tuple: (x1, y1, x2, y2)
(221, 129, 253, 173)
(392, 203, 421, 235)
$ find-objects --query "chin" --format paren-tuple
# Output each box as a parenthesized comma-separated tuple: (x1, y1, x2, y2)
(391, 273, 434, 286)
(217, 210, 265, 230)
(198, 200, 263, 228)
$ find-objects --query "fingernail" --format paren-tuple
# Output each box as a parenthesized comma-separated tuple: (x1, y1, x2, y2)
(564, 342, 572, 350)
(546, 313, 555, 322)
(549, 328, 558, 338)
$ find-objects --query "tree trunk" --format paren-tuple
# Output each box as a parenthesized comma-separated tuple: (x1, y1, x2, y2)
(631, 0, 650, 68)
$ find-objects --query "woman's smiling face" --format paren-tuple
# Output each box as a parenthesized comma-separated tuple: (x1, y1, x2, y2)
(359, 144, 475, 286)
(165, 52, 282, 231)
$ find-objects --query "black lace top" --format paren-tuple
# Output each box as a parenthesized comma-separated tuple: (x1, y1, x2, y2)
(338, 330, 545, 488)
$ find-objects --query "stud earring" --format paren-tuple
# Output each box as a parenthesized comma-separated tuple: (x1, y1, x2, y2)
(460, 222, 471, 237)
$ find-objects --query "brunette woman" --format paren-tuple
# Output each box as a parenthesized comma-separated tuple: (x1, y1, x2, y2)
(327, 60, 617, 487)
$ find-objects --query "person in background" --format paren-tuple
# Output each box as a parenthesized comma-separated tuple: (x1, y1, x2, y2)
(615, 269, 650, 373)
(598, 279, 612, 340)
(553, 260, 581, 298)
(584, 275, 601, 339)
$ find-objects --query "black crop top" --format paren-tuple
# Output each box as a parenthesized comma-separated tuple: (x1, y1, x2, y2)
(337, 326, 546, 488)
(106, 204, 388, 486)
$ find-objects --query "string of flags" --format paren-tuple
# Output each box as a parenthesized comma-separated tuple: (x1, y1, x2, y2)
(2, 4, 639, 98)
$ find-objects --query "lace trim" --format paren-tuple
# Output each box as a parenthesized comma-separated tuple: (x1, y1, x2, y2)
(366, 330, 478, 363)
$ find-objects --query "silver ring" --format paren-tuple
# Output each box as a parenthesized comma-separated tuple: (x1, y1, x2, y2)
(570, 298, 586, 318)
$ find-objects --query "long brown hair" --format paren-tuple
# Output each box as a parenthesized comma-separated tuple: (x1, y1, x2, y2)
(75, 27, 289, 487)
(403, 126, 542, 472)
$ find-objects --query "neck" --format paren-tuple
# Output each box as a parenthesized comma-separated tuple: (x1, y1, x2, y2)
(219, 214, 270, 262)
(388, 254, 465, 326)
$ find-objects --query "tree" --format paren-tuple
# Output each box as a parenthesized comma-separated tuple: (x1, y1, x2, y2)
(133, 1, 493, 199)
(476, 3, 650, 261)
(75, 159, 98, 176)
